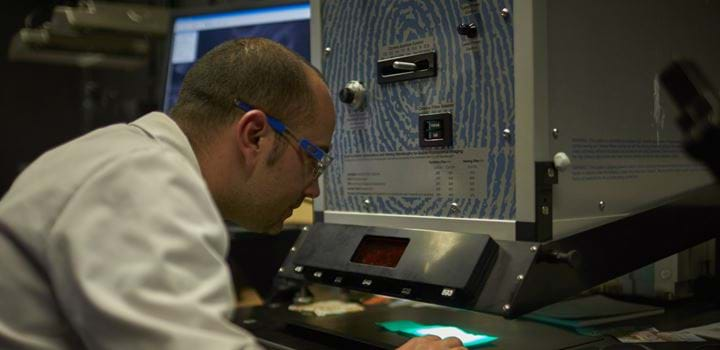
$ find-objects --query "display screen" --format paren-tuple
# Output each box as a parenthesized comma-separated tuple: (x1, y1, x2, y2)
(351, 235, 409, 268)
(163, 3, 310, 111)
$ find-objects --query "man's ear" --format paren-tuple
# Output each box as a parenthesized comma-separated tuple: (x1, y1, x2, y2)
(234, 109, 273, 168)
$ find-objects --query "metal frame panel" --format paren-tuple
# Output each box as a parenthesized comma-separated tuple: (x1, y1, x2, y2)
(310, 0, 327, 216)
(513, 0, 548, 227)
(545, 0, 720, 236)
(313, 0, 523, 241)
(313, 0, 719, 245)
(324, 211, 516, 241)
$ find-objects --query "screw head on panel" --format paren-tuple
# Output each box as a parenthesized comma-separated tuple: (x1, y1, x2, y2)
(302, 226, 309, 232)
(516, 274, 524, 281)
(500, 8, 510, 18)
(278, 267, 285, 273)
(541, 205, 550, 216)
(502, 304, 511, 312)
(598, 200, 606, 211)
(547, 167, 556, 178)
(323, 47, 332, 56)
(502, 128, 512, 141)
(530, 245, 538, 253)
(552, 128, 559, 139)
(363, 199, 372, 209)
(450, 202, 460, 214)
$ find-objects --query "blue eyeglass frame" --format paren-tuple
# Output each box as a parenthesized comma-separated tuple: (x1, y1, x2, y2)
(234, 100, 333, 179)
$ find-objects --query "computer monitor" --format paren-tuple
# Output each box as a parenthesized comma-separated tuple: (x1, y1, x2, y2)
(162, 1, 310, 111)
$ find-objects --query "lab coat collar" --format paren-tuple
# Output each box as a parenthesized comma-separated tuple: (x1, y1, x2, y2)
(130, 112, 202, 174)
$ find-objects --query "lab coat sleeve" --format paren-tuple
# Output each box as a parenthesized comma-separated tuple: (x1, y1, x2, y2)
(46, 148, 264, 350)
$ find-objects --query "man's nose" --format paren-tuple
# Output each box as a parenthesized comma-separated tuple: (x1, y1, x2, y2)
(303, 177, 321, 198)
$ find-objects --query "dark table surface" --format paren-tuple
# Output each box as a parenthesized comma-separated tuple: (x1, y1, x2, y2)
(233, 297, 720, 350)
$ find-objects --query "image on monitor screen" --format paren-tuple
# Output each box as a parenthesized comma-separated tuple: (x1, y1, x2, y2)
(163, 2, 310, 111)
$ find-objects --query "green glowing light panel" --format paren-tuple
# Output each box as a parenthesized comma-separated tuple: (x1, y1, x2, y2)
(377, 320, 498, 347)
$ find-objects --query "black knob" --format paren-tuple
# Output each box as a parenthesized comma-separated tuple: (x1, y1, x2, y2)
(457, 23, 478, 38)
(551, 250, 582, 269)
(339, 87, 355, 104)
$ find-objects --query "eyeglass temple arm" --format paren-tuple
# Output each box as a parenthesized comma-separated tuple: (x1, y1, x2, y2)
(235, 101, 288, 134)
(299, 139, 326, 161)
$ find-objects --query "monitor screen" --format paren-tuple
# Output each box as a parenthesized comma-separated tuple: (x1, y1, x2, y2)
(163, 2, 310, 111)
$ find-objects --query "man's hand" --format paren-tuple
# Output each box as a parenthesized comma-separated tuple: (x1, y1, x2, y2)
(396, 335, 467, 350)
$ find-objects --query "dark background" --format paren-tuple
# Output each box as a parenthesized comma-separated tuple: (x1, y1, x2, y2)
(0, 0, 247, 197)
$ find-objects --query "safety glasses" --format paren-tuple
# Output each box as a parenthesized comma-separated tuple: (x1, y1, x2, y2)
(234, 100, 333, 179)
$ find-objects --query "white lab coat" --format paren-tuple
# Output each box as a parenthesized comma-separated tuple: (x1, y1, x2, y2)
(0, 112, 263, 349)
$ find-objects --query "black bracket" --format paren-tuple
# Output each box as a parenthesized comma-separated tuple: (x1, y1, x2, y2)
(516, 162, 557, 242)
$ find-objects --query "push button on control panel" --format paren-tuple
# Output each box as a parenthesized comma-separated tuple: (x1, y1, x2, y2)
(419, 113, 453, 148)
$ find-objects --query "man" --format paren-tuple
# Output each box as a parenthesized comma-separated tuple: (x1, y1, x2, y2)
(0, 38, 464, 350)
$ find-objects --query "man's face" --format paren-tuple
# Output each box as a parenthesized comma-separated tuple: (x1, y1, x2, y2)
(243, 74, 336, 233)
